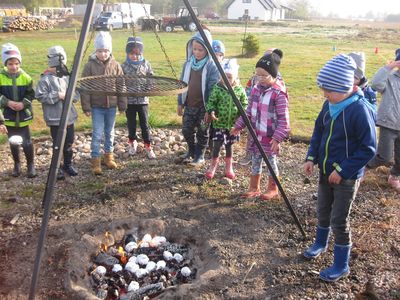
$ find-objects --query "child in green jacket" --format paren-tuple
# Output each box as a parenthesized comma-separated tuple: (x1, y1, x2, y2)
(205, 58, 247, 179)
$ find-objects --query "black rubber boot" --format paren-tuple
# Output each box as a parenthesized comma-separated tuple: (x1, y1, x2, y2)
(57, 167, 65, 180)
(63, 150, 78, 176)
(189, 145, 205, 166)
(23, 142, 37, 178)
(181, 143, 195, 163)
(10, 144, 21, 177)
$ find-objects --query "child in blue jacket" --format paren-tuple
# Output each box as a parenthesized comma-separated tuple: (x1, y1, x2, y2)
(303, 54, 376, 282)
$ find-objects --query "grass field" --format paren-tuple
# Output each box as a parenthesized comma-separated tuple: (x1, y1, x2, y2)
(0, 21, 398, 144)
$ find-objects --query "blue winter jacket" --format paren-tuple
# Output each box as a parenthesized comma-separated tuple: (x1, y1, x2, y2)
(306, 92, 376, 180)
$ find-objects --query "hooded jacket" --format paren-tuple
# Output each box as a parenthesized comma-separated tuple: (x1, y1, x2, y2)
(121, 59, 153, 105)
(80, 54, 127, 112)
(370, 66, 400, 131)
(177, 31, 220, 107)
(0, 67, 34, 127)
(306, 90, 376, 180)
(35, 70, 79, 126)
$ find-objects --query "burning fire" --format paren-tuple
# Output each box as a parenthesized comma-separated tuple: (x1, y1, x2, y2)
(118, 246, 127, 265)
(100, 231, 113, 252)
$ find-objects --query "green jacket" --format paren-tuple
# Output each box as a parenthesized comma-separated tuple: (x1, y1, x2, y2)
(0, 67, 35, 127)
(206, 82, 248, 129)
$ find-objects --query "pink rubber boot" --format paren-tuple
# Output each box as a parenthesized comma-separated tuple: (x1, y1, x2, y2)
(225, 157, 235, 179)
(205, 158, 219, 179)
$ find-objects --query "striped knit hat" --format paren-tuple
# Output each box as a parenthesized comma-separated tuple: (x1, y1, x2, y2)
(317, 54, 356, 93)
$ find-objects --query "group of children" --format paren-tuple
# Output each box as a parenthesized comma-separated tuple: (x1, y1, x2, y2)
(1, 29, 400, 283)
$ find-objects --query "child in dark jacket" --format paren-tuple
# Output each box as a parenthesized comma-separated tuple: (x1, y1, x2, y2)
(177, 30, 220, 166)
(121, 36, 155, 159)
(81, 31, 127, 175)
(0, 43, 36, 178)
(205, 58, 247, 179)
(303, 54, 376, 282)
(35, 45, 79, 180)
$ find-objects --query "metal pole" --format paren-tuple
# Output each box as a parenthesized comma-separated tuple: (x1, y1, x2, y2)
(28, 1, 96, 299)
(182, 0, 306, 238)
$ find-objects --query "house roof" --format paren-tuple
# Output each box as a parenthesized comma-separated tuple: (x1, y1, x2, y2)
(0, 4, 25, 10)
(225, 0, 284, 10)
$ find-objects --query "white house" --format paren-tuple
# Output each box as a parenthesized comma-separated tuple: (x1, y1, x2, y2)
(225, 0, 289, 21)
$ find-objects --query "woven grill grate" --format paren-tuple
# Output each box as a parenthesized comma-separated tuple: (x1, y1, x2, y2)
(76, 75, 188, 97)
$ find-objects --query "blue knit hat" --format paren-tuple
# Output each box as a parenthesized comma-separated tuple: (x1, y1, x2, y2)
(395, 48, 400, 61)
(212, 40, 225, 55)
(126, 36, 144, 54)
(317, 54, 356, 93)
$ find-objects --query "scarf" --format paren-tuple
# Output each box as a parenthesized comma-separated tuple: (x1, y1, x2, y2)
(190, 55, 208, 71)
(328, 94, 359, 120)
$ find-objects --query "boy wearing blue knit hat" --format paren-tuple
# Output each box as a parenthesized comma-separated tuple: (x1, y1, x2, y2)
(121, 36, 155, 159)
(303, 54, 376, 282)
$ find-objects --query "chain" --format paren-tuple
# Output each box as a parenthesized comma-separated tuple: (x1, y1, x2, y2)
(138, 0, 178, 80)
(127, 0, 136, 36)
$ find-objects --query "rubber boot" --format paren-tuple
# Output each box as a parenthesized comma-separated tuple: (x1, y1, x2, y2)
(320, 244, 351, 282)
(10, 144, 21, 177)
(205, 157, 219, 179)
(189, 146, 205, 166)
(260, 176, 279, 200)
(91, 157, 102, 175)
(104, 153, 118, 169)
(241, 174, 261, 198)
(23, 142, 36, 178)
(181, 143, 195, 163)
(63, 150, 78, 176)
(303, 226, 330, 259)
(56, 167, 65, 180)
(224, 157, 235, 179)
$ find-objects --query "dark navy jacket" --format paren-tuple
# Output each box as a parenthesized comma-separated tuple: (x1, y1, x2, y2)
(306, 92, 376, 180)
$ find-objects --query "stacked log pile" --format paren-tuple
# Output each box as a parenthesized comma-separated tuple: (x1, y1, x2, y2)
(2, 17, 54, 32)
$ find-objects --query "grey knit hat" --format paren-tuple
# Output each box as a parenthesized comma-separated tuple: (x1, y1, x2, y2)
(47, 46, 67, 67)
(348, 52, 365, 80)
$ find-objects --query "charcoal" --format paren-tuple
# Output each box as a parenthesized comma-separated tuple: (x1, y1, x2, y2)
(91, 272, 105, 285)
(120, 282, 165, 300)
(94, 252, 119, 267)
(164, 243, 188, 254)
(125, 234, 138, 245)
(96, 289, 108, 300)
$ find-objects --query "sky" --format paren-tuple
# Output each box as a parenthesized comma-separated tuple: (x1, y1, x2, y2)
(306, 0, 399, 18)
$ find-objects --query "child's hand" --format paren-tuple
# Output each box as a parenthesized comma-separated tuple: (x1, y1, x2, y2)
(328, 170, 342, 185)
(177, 105, 183, 116)
(304, 161, 314, 176)
(84, 111, 91, 117)
(0, 125, 7, 134)
(230, 127, 240, 136)
(58, 92, 66, 100)
(8, 101, 24, 111)
(270, 139, 280, 153)
(210, 111, 218, 121)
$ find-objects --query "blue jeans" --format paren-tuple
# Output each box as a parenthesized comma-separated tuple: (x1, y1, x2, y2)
(91, 107, 116, 158)
(251, 153, 278, 176)
(317, 174, 360, 245)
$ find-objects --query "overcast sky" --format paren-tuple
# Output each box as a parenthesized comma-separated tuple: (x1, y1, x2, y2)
(306, 0, 399, 18)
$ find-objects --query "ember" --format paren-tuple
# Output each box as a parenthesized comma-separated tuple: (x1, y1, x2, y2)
(89, 233, 197, 300)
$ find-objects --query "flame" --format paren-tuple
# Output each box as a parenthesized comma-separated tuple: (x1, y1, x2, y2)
(100, 231, 112, 252)
(118, 246, 127, 265)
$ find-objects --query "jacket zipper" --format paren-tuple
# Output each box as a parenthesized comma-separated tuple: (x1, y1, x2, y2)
(12, 75, 20, 127)
(323, 119, 335, 174)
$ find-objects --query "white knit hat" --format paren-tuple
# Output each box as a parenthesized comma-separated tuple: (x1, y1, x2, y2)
(223, 58, 239, 79)
(48, 46, 67, 67)
(1, 43, 21, 65)
(94, 31, 112, 53)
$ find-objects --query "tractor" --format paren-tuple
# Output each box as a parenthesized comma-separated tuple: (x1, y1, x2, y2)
(162, 7, 198, 32)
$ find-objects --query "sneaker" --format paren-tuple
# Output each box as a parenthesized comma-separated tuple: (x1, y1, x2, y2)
(238, 153, 251, 166)
(388, 175, 400, 193)
(145, 145, 156, 159)
(128, 140, 138, 155)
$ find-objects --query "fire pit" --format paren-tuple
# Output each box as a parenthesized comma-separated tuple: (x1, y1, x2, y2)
(66, 218, 221, 299)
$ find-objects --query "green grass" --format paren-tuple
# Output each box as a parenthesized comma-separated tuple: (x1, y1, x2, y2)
(0, 24, 398, 143)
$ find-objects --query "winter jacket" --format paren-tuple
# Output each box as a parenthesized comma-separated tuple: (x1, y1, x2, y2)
(121, 59, 153, 105)
(206, 82, 247, 129)
(80, 54, 127, 113)
(178, 31, 220, 107)
(35, 70, 79, 126)
(306, 92, 376, 180)
(0, 67, 35, 127)
(370, 66, 400, 130)
(234, 82, 290, 155)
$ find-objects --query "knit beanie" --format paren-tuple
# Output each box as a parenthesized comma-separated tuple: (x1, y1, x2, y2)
(223, 58, 239, 79)
(94, 31, 112, 53)
(395, 48, 400, 61)
(47, 46, 67, 67)
(255, 53, 281, 78)
(348, 52, 365, 80)
(126, 36, 144, 54)
(212, 40, 225, 55)
(264, 48, 283, 59)
(317, 54, 356, 93)
(1, 43, 21, 65)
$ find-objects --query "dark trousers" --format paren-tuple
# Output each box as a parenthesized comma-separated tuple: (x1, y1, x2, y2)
(126, 104, 151, 144)
(50, 124, 75, 166)
(6, 125, 34, 164)
(212, 140, 232, 158)
(182, 106, 209, 151)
